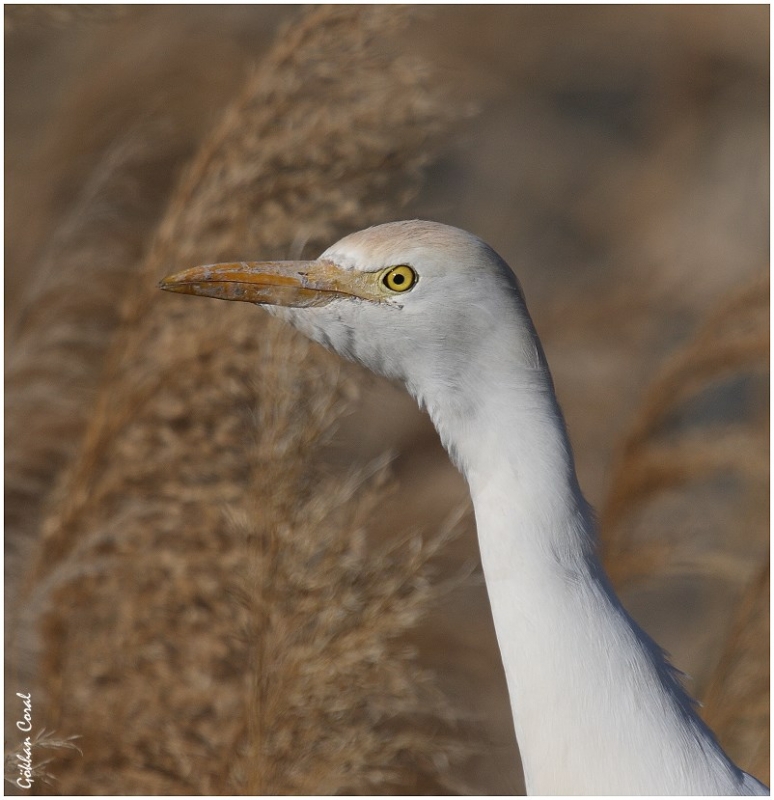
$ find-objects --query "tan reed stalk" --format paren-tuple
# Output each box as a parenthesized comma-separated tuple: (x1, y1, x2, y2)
(603, 429, 768, 586)
(5, 124, 191, 758)
(17, 6, 465, 794)
(5, 127, 181, 601)
(701, 558, 770, 784)
(601, 272, 769, 575)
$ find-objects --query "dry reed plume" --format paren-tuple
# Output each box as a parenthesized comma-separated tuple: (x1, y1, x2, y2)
(5, 126, 182, 604)
(602, 272, 769, 582)
(12, 5, 466, 794)
(702, 558, 770, 784)
(601, 272, 769, 778)
(5, 22, 244, 737)
(234, 325, 469, 794)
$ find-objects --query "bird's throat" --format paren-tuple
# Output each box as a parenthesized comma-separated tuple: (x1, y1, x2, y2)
(439, 365, 744, 794)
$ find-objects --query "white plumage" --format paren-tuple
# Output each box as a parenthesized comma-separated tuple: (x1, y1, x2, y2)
(161, 220, 768, 795)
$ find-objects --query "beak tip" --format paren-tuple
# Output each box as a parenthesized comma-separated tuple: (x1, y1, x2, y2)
(158, 276, 176, 292)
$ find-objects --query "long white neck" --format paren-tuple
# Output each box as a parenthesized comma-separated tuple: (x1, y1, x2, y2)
(418, 312, 752, 795)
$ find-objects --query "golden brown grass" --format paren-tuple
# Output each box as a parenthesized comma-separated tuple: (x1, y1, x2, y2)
(11, 5, 467, 794)
(5, 126, 184, 602)
(232, 326, 470, 794)
(601, 272, 769, 778)
(602, 272, 769, 583)
(5, 4, 263, 595)
(703, 558, 770, 785)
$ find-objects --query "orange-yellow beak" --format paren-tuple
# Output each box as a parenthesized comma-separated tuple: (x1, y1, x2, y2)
(159, 259, 383, 308)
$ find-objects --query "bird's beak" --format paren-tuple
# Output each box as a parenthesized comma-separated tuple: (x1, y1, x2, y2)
(158, 259, 381, 308)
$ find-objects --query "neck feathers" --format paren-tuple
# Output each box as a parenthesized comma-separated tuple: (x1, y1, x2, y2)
(420, 299, 748, 794)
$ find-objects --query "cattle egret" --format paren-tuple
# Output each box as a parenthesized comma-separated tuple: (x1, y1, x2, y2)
(160, 220, 768, 795)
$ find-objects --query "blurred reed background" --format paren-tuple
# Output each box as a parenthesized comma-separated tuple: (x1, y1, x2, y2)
(5, 5, 768, 794)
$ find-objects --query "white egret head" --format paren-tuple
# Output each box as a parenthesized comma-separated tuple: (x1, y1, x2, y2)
(159, 221, 546, 419)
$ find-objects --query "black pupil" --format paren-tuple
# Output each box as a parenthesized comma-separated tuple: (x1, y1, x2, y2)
(393, 273, 405, 285)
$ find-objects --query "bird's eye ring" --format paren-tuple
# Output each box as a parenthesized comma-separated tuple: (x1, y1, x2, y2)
(381, 265, 417, 293)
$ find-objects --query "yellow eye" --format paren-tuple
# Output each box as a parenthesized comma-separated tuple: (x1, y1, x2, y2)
(381, 265, 417, 293)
